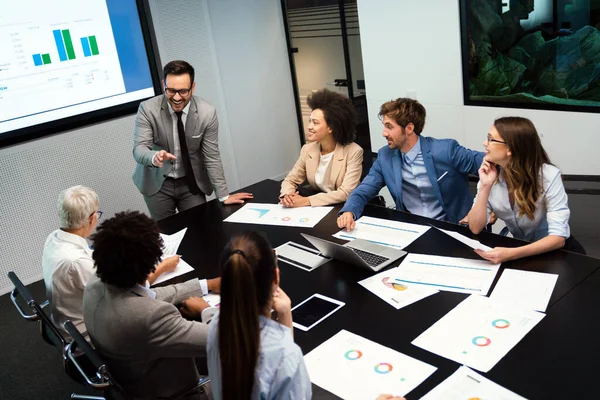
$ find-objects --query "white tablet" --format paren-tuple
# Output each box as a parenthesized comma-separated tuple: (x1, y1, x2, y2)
(291, 293, 345, 331)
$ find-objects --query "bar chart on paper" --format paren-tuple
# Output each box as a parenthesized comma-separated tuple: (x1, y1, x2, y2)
(0, 0, 125, 126)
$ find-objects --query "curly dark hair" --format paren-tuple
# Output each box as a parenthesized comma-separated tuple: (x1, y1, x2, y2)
(306, 89, 356, 145)
(91, 211, 163, 289)
(163, 60, 195, 83)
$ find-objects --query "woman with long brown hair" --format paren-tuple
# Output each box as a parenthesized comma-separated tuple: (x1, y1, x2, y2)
(206, 232, 311, 400)
(467, 117, 583, 263)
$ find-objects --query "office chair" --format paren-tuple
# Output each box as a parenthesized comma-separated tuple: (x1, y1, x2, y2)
(64, 322, 211, 400)
(64, 320, 128, 400)
(7, 271, 70, 354)
(7, 271, 102, 399)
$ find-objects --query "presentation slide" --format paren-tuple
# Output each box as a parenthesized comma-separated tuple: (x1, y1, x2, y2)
(0, 0, 157, 136)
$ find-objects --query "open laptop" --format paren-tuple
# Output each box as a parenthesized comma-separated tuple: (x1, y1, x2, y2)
(301, 233, 406, 272)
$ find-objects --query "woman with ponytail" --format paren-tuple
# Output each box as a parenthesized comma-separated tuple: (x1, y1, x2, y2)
(467, 117, 584, 263)
(206, 232, 311, 400)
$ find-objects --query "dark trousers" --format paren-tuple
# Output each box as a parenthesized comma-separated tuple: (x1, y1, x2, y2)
(144, 177, 206, 221)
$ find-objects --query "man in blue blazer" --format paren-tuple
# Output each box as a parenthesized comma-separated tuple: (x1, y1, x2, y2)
(337, 98, 484, 229)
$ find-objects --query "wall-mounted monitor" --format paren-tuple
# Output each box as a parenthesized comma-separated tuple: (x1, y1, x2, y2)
(0, 0, 162, 147)
(459, 0, 600, 113)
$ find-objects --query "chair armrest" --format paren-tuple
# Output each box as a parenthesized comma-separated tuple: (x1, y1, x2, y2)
(65, 341, 111, 389)
(7, 271, 39, 321)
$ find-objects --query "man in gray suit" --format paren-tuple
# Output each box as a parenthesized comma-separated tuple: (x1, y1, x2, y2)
(133, 60, 253, 220)
(83, 211, 219, 399)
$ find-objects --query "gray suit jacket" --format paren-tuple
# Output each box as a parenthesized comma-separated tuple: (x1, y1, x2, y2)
(132, 95, 228, 198)
(83, 276, 209, 399)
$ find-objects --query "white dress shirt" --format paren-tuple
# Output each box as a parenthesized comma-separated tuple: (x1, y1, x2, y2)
(42, 229, 95, 338)
(314, 151, 334, 193)
(475, 163, 571, 242)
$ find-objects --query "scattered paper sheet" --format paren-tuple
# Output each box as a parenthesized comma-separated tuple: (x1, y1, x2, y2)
(275, 241, 330, 272)
(151, 258, 195, 285)
(358, 267, 438, 310)
(202, 293, 221, 308)
(393, 253, 500, 295)
(160, 228, 188, 256)
(412, 295, 545, 373)
(304, 329, 437, 399)
(490, 269, 558, 312)
(421, 365, 528, 400)
(224, 203, 333, 228)
(434, 227, 492, 251)
(333, 216, 430, 249)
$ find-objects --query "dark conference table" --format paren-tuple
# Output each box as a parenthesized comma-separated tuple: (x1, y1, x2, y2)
(157, 179, 600, 399)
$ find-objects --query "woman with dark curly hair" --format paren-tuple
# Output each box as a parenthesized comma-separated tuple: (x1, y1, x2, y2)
(280, 88, 363, 207)
(467, 117, 585, 263)
(83, 210, 220, 400)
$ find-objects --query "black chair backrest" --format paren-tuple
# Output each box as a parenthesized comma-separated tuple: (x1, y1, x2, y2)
(7, 271, 40, 321)
(64, 320, 106, 374)
(7, 271, 71, 367)
(64, 320, 116, 392)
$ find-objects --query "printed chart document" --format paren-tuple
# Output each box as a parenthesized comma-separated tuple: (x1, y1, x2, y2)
(421, 366, 527, 400)
(152, 258, 195, 285)
(358, 267, 438, 310)
(435, 227, 492, 251)
(490, 269, 558, 312)
(304, 330, 437, 399)
(224, 203, 333, 228)
(333, 216, 430, 249)
(275, 241, 330, 272)
(412, 295, 545, 372)
(393, 253, 500, 295)
(160, 228, 188, 256)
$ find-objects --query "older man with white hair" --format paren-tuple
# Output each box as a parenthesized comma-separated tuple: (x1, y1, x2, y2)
(42, 185, 179, 339)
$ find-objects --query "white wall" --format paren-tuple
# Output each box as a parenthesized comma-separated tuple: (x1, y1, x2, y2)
(207, 0, 300, 185)
(0, 0, 298, 295)
(357, 0, 600, 175)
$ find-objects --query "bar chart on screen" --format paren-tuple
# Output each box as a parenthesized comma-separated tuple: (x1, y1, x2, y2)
(0, 0, 125, 127)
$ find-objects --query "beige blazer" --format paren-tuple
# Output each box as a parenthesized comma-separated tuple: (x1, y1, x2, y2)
(281, 141, 363, 206)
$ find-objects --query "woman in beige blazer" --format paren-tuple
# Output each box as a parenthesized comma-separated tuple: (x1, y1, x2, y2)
(280, 89, 364, 207)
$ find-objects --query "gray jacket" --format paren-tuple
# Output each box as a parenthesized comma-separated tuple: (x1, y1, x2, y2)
(83, 276, 209, 399)
(132, 95, 228, 197)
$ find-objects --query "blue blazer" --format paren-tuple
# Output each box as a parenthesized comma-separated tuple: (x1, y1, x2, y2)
(341, 136, 484, 224)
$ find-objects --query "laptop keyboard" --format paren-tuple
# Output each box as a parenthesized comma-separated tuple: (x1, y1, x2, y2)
(349, 247, 389, 267)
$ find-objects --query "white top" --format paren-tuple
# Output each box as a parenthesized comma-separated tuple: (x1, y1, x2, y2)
(314, 151, 334, 192)
(474, 163, 570, 242)
(207, 312, 312, 400)
(166, 101, 190, 178)
(42, 229, 95, 338)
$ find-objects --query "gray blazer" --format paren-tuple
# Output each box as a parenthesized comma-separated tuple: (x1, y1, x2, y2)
(132, 95, 228, 198)
(83, 276, 209, 399)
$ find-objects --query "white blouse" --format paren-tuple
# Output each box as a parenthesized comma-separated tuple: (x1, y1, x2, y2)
(314, 151, 334, 193)
(474, 163, 570, 242)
